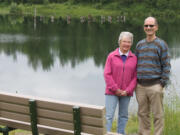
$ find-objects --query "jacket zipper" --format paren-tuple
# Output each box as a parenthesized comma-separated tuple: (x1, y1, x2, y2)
(121, 63, 125, 89)
(120, 57, 126, 89)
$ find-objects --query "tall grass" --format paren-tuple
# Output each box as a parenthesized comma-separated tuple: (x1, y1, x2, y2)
(163, 81, 180, 135)
(164, 102, 180, 135)
(112, 84, 180, 135)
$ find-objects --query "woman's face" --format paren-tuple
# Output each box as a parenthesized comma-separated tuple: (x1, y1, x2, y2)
(119, 36, 132, 53)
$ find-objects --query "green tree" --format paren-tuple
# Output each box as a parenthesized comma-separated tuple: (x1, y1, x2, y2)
(156, 0, 169, 9)
(168, 0, 180, 9)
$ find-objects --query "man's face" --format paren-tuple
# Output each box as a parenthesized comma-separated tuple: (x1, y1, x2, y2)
(144, 18, 158, 36)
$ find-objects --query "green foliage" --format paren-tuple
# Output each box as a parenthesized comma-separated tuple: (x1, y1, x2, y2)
(0, 0, 179, 20)
(93, 3, 102, 9)
(168, 0, 180, 10)
(9, 2, 22, 15)
(68, 0, 79, 4)
(114, 0, 134, 7)
(111, 115, 139, 134)
(126, 115, 138, 133)
(144, 0, 157, 7)
(43, 0, 49, 5)
(156, 0, 168, 9)
(48, 0, 67, 3)
(163, 9, 176, 18)
(0, 0, 178, 8)
(100, 0, 108, 4)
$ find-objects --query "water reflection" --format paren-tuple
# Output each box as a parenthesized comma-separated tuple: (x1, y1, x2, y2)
(0, 52, 105, 105)
(0, 34, 27, 43)
(0, 15, 180, 110)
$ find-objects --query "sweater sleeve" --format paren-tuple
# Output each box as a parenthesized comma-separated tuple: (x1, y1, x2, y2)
(104, 54, 119, 92)
(160, 42, 171, 87)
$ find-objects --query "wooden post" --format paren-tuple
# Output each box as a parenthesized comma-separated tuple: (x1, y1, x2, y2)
(29, 99, 39, 135)
(73, 106, 81, 135)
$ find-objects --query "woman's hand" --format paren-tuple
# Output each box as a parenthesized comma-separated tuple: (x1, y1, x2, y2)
(115, 89, 127, 96)
(121, 91, 127, 96)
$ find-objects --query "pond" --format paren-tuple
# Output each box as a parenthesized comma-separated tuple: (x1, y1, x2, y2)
(0, 15, 179, 113)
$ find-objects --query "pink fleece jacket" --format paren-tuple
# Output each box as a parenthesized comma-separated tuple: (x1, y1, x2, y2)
(104, 48, 137, 96)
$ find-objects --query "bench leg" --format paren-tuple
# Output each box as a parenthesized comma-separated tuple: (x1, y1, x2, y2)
(29, 99, 39, 135)
(3, 131, 8, 135)
(73, 106, 81, 135)
(0, 126, 16, 135)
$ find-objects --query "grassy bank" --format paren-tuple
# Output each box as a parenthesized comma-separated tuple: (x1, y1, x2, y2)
(0, 2, 179, 19)
(0, 2, 120, 18)
(111, 96, 180, 135)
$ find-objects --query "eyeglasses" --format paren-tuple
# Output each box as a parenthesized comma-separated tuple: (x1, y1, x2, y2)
(144, 25, 155, 28)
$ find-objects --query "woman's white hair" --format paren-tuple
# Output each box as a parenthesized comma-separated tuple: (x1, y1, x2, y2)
(118, 31, 133, 44)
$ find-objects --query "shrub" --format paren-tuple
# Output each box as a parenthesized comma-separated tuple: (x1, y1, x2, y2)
(9, 2, 22, 15)
(43, 0, 49, 5)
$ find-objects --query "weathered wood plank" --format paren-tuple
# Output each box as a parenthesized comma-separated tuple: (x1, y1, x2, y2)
(0, 102, 29, 114)
(0, 117, 31, 130)
(0, 92, 105, 117)
(36, 99, 105, 117)
(37, 108, 73, 121)
(81, 115, 105, 127)
(82, 124, 106, 135)
(38, 117, 73, 130)
(0, 111, 30, 122)
(0, 92, 29, 105)
(37, 108, 105, 127)
(38, 125, 74, 135)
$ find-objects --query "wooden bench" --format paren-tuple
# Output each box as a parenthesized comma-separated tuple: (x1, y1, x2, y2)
(0, 91, 107, 135)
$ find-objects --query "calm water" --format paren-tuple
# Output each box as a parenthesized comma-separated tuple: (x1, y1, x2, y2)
(0, 15, 179, 113)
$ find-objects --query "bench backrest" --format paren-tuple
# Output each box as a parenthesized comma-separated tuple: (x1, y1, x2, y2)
(0, 92, 106, 135)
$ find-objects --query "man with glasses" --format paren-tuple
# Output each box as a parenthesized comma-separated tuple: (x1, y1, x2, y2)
(135, 17, 171, 135)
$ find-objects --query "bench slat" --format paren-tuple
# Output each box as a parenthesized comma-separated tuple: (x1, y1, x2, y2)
(37, 108, 73, 121)
(81, 116, 105, 127)
(38, 125, 74, 135)
(0, 111, 30, 122)
(0, 117, 31, 130)
(37, 108, 105, 127)
(36, 100, 105, 117)
(82, 124, 106, 135)
(0, 93, 29, 105)
(0, 102, 29, 114)
(38, 117, 73, 130)
(38, 117, 105, 135)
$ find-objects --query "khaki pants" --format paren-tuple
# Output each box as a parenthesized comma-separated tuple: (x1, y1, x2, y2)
(136, 83, 164, 135)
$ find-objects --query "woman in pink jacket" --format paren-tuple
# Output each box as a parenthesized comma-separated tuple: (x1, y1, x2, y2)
(104, 32, 137, 135)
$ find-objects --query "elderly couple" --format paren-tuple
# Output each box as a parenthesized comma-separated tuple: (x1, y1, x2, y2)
(104, 16, 171, 135)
